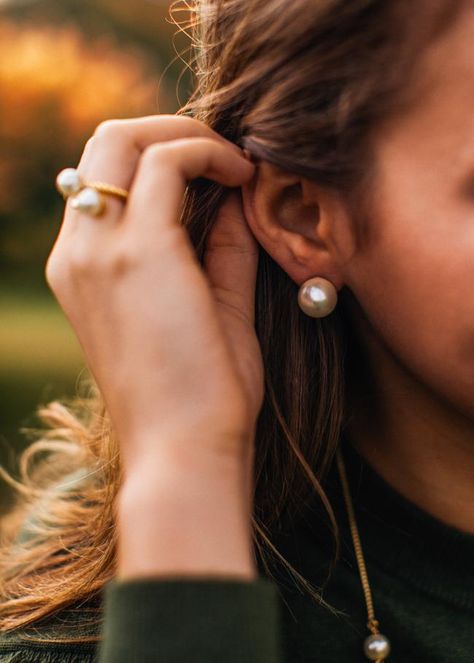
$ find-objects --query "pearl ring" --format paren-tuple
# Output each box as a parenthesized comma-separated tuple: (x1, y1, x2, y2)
(55, 167, 129, 217)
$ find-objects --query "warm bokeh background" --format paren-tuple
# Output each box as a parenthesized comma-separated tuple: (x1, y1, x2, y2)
(0, 0, 190, 495)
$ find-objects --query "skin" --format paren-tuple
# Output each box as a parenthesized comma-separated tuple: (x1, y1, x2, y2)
(241, 5, 474, 533)
(47, 6, 473, 584)
(344, 9, 474, 533)
(48, 116, 262, 579)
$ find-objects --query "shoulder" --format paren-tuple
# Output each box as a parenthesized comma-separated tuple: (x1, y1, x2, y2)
(0, 469, 107, 661)
(0, 596, 103, 662)
(0, 641, 97, 662)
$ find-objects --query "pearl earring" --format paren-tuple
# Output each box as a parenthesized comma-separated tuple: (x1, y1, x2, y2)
(297, 276, 338, 318)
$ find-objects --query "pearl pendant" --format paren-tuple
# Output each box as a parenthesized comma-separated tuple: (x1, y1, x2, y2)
(55, 167, 83, 197)
(70, 187, 105, 217)
(363, 632, 391, 660)
(297, 276, 338, 318)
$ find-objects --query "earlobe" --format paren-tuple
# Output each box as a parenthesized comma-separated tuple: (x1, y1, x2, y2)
(240, 162, 353, 291)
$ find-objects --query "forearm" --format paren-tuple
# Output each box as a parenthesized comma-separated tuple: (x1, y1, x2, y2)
(116, 442, 257, 581)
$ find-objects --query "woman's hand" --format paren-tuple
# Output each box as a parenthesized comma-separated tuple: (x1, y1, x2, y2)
(46, 115, 262, 578)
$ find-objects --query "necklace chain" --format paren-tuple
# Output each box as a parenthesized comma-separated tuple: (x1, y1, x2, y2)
(335, 446, 390, 662)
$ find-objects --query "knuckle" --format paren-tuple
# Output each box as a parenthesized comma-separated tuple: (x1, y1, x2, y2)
(141, 142, 170, 165)
(84, 136, 95, 153)
(44, 252, 62, 289)
(66, 242, 140, 279)
(45, 249, 73, 294)
(106, 245, 140, 275)
(93, 118, 128, 140)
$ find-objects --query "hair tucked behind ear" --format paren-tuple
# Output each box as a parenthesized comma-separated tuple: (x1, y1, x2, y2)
(0, 0, 465, 643)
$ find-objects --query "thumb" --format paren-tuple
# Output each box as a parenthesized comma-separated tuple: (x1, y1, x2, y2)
(203, 188, 260, 326)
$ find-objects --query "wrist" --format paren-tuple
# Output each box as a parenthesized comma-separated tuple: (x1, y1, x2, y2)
(116, 450, 256, 581)
(120, 428, 250, 486)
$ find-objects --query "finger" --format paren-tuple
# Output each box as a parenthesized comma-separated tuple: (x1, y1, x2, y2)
(122, 137, 255, 237)
(203, 189, 260, 326)
(63, 114, 246, 232)
(80, 114, 243, 192)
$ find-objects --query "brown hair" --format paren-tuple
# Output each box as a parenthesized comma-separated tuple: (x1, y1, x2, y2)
(0, 0, 464, 644)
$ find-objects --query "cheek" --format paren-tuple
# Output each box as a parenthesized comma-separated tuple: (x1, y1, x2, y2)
(348, 207, 474, 418)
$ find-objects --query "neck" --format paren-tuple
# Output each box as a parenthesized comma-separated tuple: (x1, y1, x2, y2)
(344, 300, 474, 535)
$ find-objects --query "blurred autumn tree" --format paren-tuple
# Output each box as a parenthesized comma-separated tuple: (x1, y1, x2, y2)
(0, 0, 191, 283)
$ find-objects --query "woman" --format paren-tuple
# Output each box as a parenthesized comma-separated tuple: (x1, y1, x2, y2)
(0, 0, 473, 661)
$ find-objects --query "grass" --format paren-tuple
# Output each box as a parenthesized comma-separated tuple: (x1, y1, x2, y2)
(0, 286, 87, 465)
(0, 288, 85, 377)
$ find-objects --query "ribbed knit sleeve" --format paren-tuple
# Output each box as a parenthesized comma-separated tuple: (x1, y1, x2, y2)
(0, 647, 95, 662)
(96, 576, 283, 663)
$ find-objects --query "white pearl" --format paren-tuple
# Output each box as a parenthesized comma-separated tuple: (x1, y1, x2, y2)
(56, 168, 83, 197)
(363, 633, 391, 660)
(70, 187, 105, 216)
(297, 277, 338, 318)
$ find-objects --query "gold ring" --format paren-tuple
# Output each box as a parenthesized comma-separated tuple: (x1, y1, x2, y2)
(55, 168, 130, 217)
(84, 181, 129, 201)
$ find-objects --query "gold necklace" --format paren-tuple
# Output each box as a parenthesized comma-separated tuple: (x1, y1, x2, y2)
(335, 446, 391, 662)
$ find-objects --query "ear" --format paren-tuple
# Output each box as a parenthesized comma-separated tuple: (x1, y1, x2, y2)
(240, 161, 357, 290)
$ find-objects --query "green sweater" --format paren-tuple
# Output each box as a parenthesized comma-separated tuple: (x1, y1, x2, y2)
(1, 437, 473, 662)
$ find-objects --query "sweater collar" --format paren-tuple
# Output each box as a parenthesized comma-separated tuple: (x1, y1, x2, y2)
(312, 435, 474, 612)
